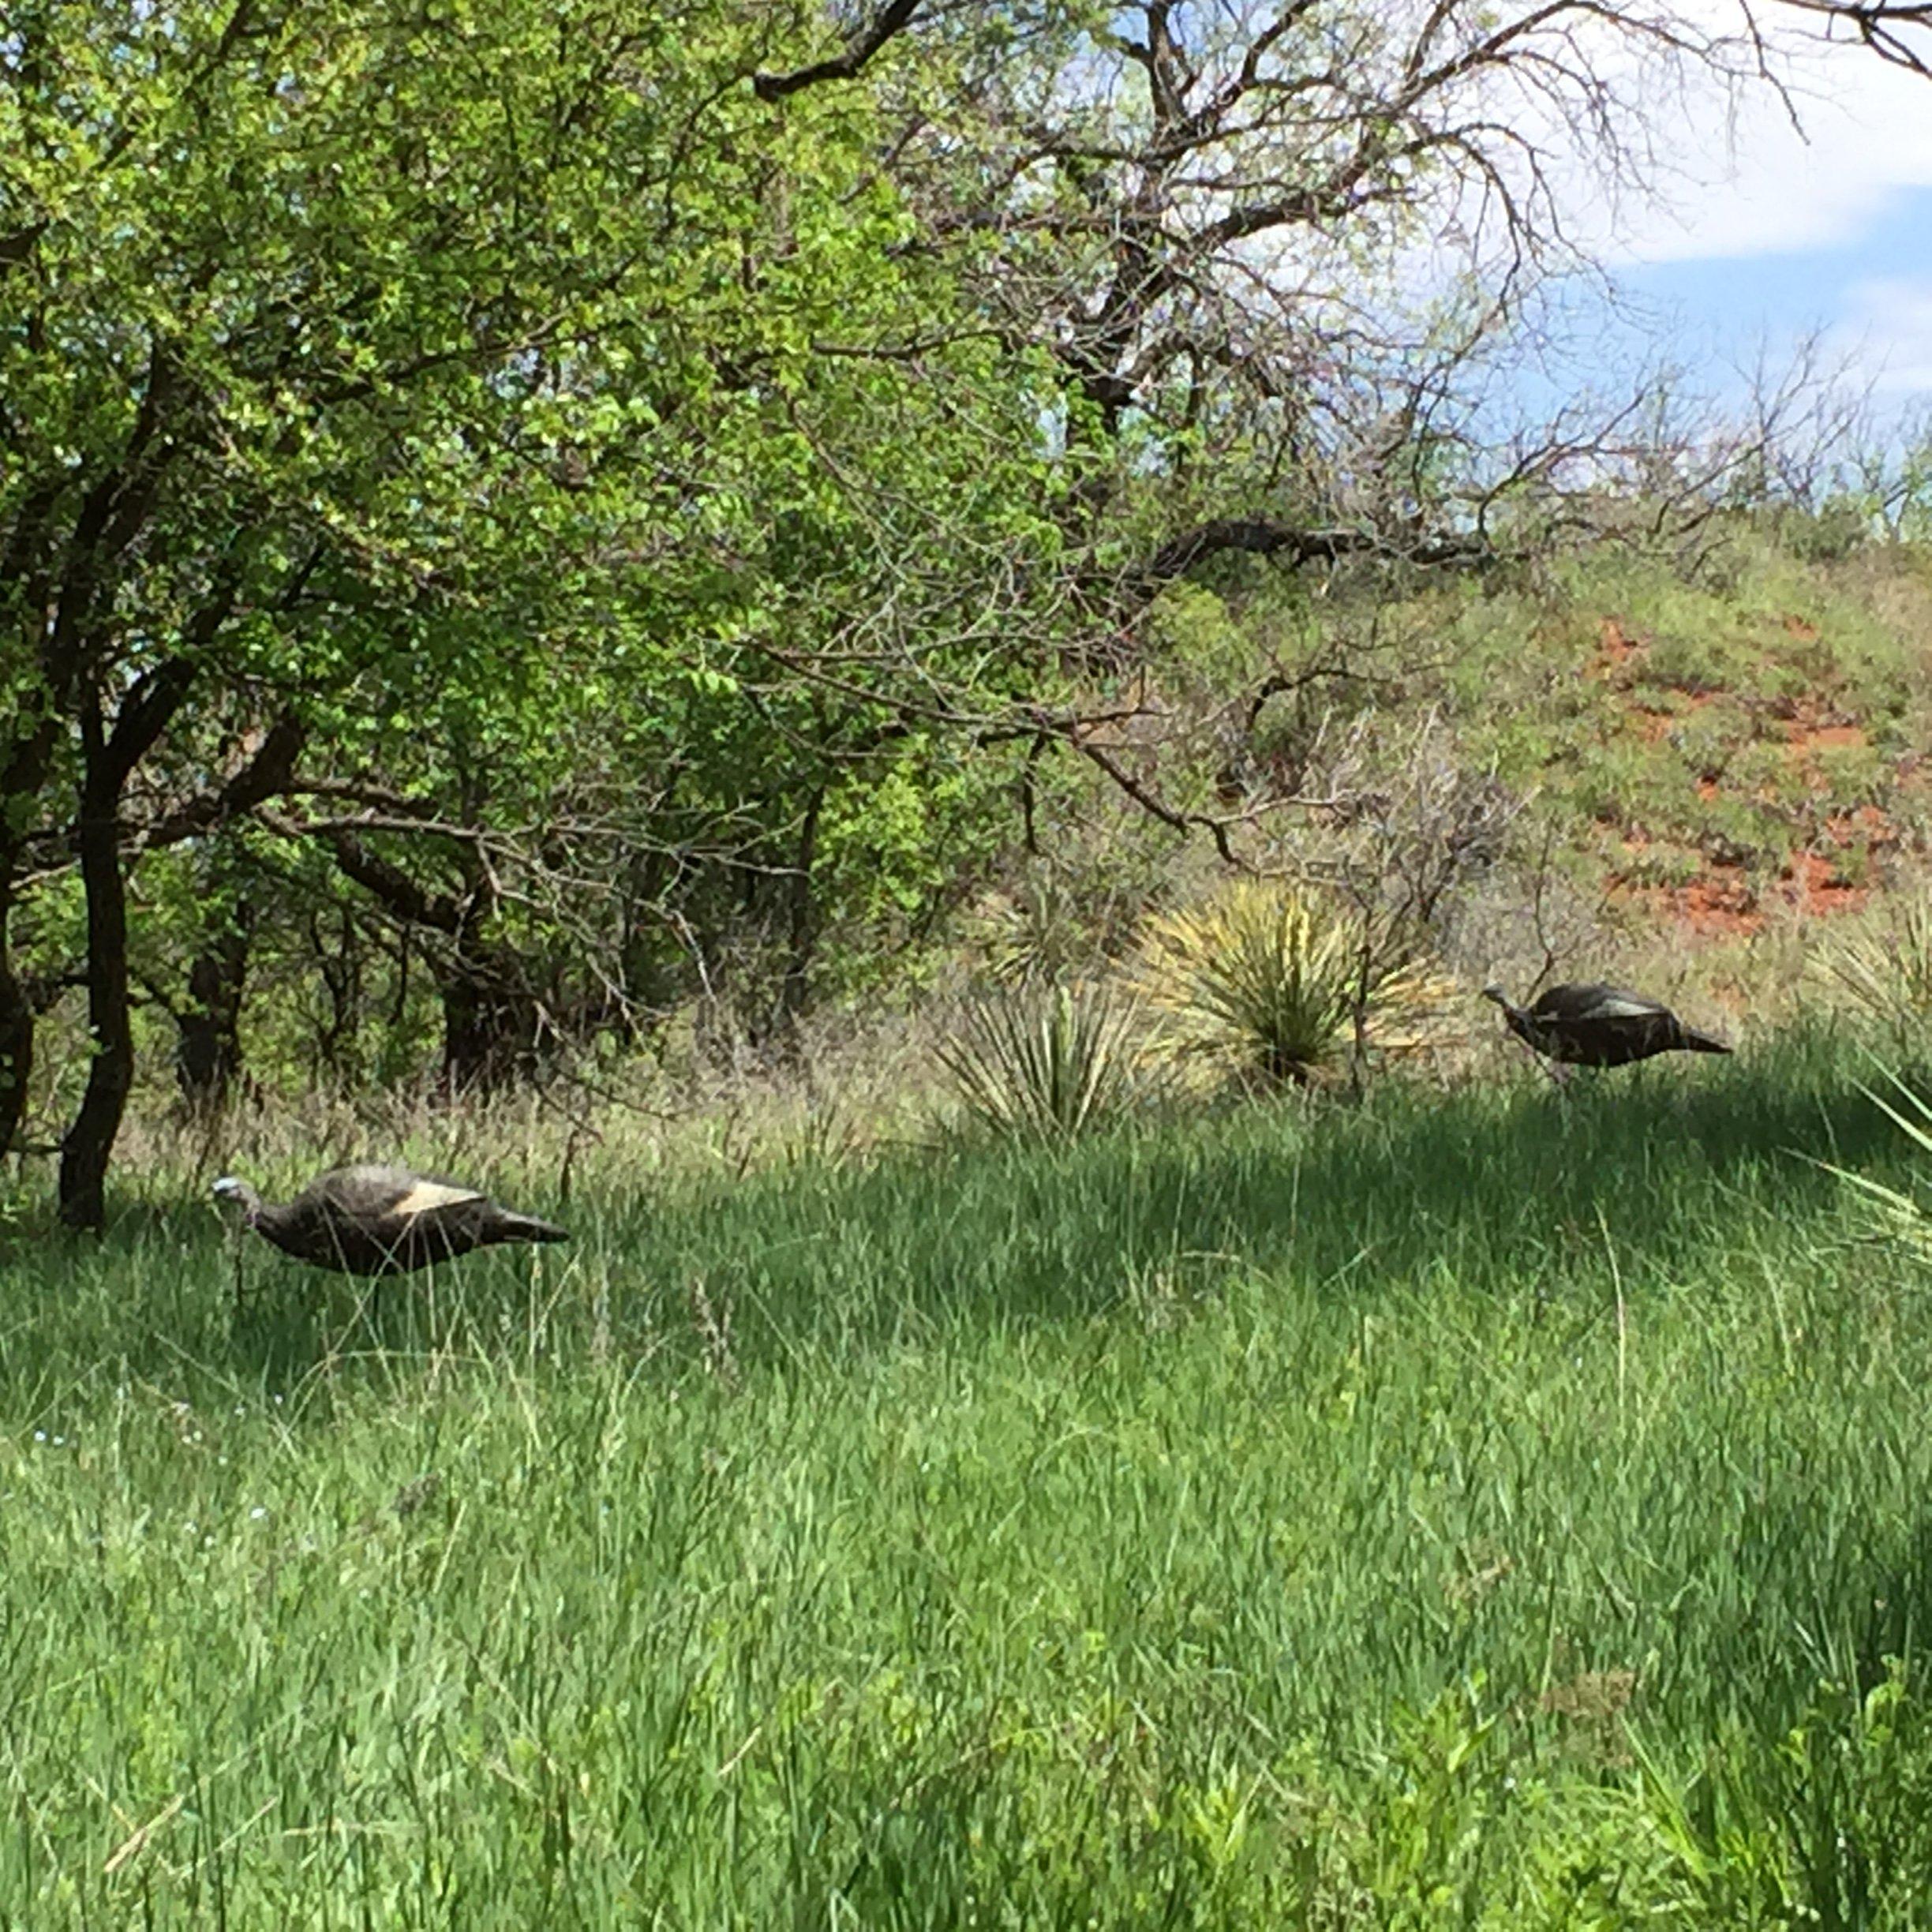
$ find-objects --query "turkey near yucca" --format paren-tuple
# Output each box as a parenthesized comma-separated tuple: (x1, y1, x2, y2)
(1481, 983, 1732, 1070)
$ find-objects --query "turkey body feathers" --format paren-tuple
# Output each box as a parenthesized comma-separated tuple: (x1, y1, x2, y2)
(218, 1164, 569, 1276)
(1481, 983, 1732, 1069)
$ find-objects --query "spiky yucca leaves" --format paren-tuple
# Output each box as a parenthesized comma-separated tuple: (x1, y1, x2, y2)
(1814, 896, 1932, 1039)
(935, 983, 1146, 1143)
(1135, 882, 1450, 1087)
(1823, 1072, 1932, 1262)
(968, 874, 1092, 987)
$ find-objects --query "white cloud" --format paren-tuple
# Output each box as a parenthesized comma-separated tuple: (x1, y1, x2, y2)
(1840, 275, 1932, 394)
(1597, 40, 1932, 265)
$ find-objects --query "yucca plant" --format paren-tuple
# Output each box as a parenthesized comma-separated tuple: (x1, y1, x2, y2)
(934, 981, 1144, 1143)
(1134, 880, 1450, 1087)
(1823, 1070, 1932, 1262)
(1814, 895, 1932, 1038)
(969, 874, 1091, 987)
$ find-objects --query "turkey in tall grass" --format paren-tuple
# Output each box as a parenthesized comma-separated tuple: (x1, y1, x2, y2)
(214, 1165, 568, 1276)
(1481, 983, 1732, 1070)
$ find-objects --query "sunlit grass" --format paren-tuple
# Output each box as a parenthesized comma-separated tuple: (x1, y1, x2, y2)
(6, 1026, 1932, 1921)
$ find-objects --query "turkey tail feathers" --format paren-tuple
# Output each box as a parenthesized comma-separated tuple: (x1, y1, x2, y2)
(491, 1211, 571, 1245)
(1679, 1027, 1732, 1054)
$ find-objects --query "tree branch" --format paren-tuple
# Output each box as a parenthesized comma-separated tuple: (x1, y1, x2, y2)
(256, 810, 465, 934)
(139, 710, 308, 850)
(1777, 0, 1932, 72)
(1132, 519, 1486, 596)
(754, 0, 925, 101)
(103, 659, 199, 794)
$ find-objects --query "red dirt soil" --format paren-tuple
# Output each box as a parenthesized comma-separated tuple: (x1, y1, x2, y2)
(1623, 852, 1874, 936)
(1593, 611, 1907, 936)
(1630, 693, 1721, 743)
(1661, 874, 1762, 937)
(1825, 803, 1894, 843)
(1787, 850, 1868, 917)
(1785, 720, 1866, 753)
(1593, 617, 1642, 675)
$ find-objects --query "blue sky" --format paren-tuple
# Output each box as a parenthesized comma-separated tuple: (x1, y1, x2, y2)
(1597, 39, 1932, 404)
(1621, 190, 1932, 398)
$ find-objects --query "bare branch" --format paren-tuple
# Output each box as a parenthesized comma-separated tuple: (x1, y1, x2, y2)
(1777, 0, 1932, 73)
(1134, 519, 1488, 594)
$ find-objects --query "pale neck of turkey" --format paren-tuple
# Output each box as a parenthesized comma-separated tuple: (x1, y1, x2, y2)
(220, 1181, 268, 1226)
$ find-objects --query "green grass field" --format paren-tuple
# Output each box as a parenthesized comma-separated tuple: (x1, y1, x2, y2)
(9, 1032, 1932, 1924)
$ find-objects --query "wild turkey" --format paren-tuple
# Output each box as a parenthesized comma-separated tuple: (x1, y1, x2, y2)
(213, 1164, 568, 1276)
(1481, 983, 1732, 1070)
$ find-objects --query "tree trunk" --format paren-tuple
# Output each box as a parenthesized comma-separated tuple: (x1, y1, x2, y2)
(0, 878, 32, 1158)
(439, 947, 543, 1095)
(59, 736, 134, 1230)
(0, 719, 60, 1159)
(773, 785, 825, 1039)
(176, 892, 252, 1113)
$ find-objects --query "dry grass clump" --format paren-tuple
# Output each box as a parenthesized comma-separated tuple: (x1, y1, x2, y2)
(1810, 890, 1932, 1040)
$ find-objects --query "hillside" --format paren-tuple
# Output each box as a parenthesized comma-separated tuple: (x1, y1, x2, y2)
(1065, 524, 1932, 1031)
(1441, 538, 1932, 937)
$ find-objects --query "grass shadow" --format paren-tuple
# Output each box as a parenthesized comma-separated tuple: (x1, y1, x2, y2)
(0, 1028, 1919, 1406)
